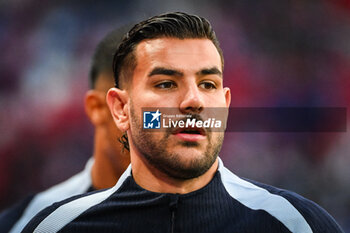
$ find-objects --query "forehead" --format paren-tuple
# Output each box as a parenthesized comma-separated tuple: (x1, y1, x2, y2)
(134, 38, 222, 73)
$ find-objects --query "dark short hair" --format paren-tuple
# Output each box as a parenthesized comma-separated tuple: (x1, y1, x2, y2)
(89, 25, 130, 89)
(113, 12, 223, 89)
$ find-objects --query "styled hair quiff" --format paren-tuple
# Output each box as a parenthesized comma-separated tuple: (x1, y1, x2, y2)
(112, 12, 223, 89)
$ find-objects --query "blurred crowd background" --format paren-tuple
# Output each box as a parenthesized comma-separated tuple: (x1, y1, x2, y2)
(0, 0, 349, 231)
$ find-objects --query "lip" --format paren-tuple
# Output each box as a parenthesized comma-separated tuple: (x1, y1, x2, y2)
(174, 133, 206, 141)
(173, 126, 206, 135)
(172, 127, 206, 142)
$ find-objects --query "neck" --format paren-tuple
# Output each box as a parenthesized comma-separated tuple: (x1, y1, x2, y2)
(131, 153, 219, 194)
(91, 130, 130, 190)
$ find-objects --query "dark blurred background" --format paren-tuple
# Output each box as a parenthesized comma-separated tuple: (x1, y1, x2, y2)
(0, 0, 349, 231)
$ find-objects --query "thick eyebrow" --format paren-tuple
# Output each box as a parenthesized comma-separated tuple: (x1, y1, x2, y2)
(148, 67, 183, 77)
(196, 67, 222, 78)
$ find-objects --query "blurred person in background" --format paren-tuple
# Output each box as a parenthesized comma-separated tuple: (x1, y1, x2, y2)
(0, 26, 130, 233)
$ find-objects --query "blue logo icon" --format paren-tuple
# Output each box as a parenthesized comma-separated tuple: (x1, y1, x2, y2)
(143, 109, 162, 129)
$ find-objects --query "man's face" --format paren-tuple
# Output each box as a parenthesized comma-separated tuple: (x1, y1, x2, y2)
(128, 38, 230, 179)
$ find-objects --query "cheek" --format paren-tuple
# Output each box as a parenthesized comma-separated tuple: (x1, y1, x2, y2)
(136, 93, 177, 108)
(218, 91, 230, 104)
(203, 93, 225, 106)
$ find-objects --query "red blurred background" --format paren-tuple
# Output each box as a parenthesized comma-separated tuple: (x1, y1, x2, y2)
(0, 0, 349, 230)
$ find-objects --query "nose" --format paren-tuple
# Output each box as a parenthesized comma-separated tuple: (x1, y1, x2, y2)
(179, 83, 204, 114)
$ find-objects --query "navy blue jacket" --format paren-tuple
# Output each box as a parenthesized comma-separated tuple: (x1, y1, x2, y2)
(22, 158, 343, 233)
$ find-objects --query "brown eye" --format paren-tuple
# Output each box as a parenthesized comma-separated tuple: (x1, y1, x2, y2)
(155, 81, 177, 89)
(199, 81, 216, 90)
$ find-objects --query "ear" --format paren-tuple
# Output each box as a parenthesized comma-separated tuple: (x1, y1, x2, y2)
(223, 87, 231, 107)
(106, 87, 129, 132)
(85, 90, 109, 126)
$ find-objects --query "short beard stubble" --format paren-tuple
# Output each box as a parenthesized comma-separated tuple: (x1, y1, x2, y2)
(129, 103, 224, 180)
